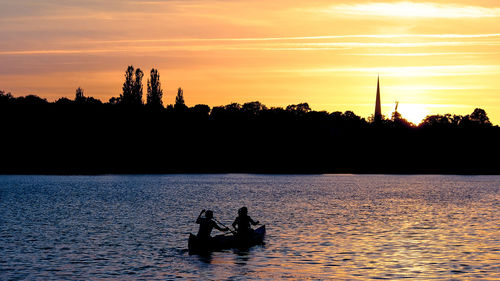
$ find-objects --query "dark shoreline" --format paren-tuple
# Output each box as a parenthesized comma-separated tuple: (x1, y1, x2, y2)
(2, 93, 499, 176)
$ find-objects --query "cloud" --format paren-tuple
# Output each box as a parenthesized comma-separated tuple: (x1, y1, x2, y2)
(323, 1, 500, 18)
(3, 32, 500, 56)
(350, 52, 499, 57)
(73, 33, 500, 43)
(275, 65, 500, 77)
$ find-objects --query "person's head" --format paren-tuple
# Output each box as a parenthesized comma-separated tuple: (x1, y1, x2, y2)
(238, 207, 248, 216)
(205, 210, 213, 219)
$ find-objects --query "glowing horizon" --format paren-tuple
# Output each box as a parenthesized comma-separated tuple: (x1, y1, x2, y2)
(1, 0, 500, 125)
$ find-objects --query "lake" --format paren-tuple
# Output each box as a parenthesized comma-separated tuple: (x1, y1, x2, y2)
(1, 174, 499, 280)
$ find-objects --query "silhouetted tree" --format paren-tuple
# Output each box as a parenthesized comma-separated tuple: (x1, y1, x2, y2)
(330, 111, 342, 119)
(391, 110, 401, 121)
(419, 114, 463, 128)
(174, 87, 187, 111)
(71, 87, 102, 105)
(242, 101, 267, 115)
(286, 103, 311, 114)
(133, 68, 144, 105)
(120, 65, 143, 106)
(121, 65, 134, 105)
(210, 103, 242, 120)
(0, 90, 13, 104)
(109, 97, 121, 105)
(56, 97, 73, 105)
(420, 114, 444, 128)
(469, 108, 491, 126)
(343, 111, 358, 120)
(75, 87, 85, 102)
(391, 110, 414, 128)
(340, 111, 367, 128)
(225, 103, 241, 112)
(85, 97, 103, 105)
(368, 114, 387, 124)
(147, 68, 163, 108)
(16, 95, 48, 105)
(190, 104, 210, 118)
(210, 106, 225, 120)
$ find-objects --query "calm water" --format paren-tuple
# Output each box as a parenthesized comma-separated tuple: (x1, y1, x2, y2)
(0, 175, 499, 280)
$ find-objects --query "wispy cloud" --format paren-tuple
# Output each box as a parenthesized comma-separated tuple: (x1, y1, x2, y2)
(0, 49, 131, 55)
(276, 65, 500, 77)
(285, 41, 500, 48)
(350, 52, 498, 57)
(4, 33, 500, 56)
(75, 33, 500, 44)
(324, 1, 500, 18)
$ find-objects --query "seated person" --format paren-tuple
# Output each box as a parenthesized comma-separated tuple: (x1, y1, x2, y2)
(232, 207, 259, 236)
(196, 210, 228, 240)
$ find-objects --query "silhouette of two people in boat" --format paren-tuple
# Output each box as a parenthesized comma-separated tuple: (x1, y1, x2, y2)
(196, 207, 259, 240)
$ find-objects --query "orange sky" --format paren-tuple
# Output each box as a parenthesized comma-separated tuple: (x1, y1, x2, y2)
(1, 0, 500, 124)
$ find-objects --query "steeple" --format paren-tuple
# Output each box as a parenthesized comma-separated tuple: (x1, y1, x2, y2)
(374, 75, 382, 121)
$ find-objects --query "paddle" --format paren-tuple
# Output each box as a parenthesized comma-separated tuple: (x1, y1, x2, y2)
(213, 218, 237, 235)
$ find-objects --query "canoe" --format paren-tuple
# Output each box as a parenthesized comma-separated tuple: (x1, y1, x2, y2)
(188, 225, 266, 254)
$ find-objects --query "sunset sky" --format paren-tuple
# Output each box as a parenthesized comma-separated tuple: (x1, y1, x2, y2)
(1, 0, 500, 124)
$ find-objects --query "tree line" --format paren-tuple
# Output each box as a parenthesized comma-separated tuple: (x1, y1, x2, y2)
(0, 65, 495, 129)
(0, 65, 498, 174)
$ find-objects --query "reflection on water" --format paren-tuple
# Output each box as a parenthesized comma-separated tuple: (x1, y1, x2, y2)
(0, 175, 499, 280)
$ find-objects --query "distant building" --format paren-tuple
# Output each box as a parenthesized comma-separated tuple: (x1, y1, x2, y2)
(374, 75, 382, 122)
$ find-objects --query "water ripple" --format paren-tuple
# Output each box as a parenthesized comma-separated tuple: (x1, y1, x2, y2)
(0, 174, 499, 280)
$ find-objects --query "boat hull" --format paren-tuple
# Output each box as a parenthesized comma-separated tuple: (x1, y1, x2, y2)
(188, 225, 266, 254)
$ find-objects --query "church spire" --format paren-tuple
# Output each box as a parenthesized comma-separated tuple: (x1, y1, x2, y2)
(375, 74, 382, 122)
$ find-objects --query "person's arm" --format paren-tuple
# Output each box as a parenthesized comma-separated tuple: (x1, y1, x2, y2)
(196, 209, 205, 224)
(212, 220, 228, 231)
(249, 216, 259, 225)
(232, 218, 238, 230)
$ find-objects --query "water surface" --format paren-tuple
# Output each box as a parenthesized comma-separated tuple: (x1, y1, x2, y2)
(1, 174, 499, 280)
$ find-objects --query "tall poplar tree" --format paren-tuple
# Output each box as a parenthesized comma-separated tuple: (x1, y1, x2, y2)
(174, 87, 186, 111)
(121, 65, 135, 105)
(133, 68, 144, 105)
(120, 65, 143, 106)
(75, 87, 85, 102)
(147, 68, 163, 108)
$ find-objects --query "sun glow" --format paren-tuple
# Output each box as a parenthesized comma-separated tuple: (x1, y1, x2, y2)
(395, 103, 432, 125)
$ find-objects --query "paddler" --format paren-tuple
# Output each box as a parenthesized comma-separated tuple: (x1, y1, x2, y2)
(196, 210, 229, 241)
(232, 207, 259, 237)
